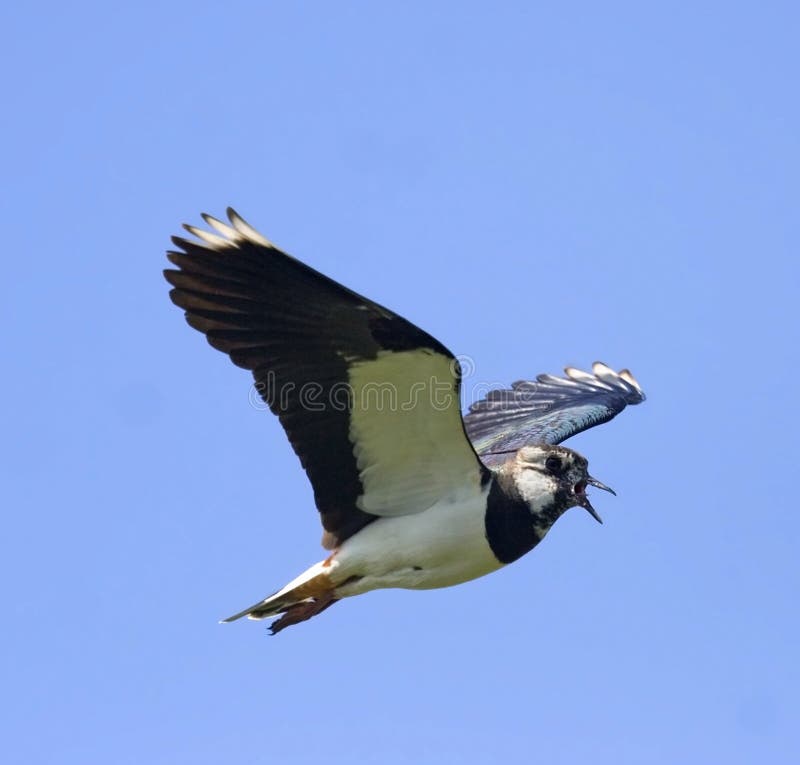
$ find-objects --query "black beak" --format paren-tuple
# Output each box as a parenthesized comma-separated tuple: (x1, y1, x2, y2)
(578, 476, 615, 524)
(587, 476, 616, 496)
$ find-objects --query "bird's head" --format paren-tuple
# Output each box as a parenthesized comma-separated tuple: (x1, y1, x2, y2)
(510, 443, 615, 528)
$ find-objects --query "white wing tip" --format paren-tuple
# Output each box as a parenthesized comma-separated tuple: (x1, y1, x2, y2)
(618, 368, 643, 394)
(564, 366, 596, 382)
(201, 212, 240, 240)
(564, 362, 643, 395)
(182, 223, 232, 250)
(591, 361, 615, 378)
(179, 208, 274, 250)
(227, 207, 274, 247)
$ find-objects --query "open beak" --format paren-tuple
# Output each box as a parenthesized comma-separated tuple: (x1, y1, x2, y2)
(576, 476, 615, 524)
(587, 476, 616, 496)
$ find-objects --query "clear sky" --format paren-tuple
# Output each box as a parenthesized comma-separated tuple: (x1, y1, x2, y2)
(2, 2, 798, 763)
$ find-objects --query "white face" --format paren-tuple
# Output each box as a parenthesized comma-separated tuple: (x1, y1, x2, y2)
(513, 444, 590, 517)
(514, 456, 561, 513)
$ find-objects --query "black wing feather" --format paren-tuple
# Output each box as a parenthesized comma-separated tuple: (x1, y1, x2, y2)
(464, 362, 645, 465)
(165, 209, 476, 548)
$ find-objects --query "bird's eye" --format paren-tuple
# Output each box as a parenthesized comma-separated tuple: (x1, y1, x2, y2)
(545, 455, 563, 475)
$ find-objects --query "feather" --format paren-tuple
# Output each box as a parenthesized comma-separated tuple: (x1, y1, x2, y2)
(464, 363, 645, 463)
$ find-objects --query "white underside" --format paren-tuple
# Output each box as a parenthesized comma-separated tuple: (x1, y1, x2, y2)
(325, 482, 502, 597)
(247, 482, 507, 618)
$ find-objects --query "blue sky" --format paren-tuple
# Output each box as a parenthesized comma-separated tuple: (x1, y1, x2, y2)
(2, 2, 798, 763)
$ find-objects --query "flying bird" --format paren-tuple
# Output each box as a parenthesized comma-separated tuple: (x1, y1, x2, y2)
(164, 208, 645, 634)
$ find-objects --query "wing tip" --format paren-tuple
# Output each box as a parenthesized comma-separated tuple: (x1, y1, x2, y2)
(617, 367, 645, 397)
(227, 207, 274, 247)
(168, 208, 275, 255)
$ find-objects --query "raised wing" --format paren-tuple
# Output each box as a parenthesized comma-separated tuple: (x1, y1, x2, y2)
(464, 362, 645, 465)
(165, 209, 487, 549)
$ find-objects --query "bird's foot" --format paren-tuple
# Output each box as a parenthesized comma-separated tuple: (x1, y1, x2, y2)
(268, 595, 338, 635)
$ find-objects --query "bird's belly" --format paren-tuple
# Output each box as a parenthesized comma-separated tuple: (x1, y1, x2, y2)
(332, 490, 503, 596)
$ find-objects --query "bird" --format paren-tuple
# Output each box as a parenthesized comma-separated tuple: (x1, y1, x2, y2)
(164, 208, 645, 634)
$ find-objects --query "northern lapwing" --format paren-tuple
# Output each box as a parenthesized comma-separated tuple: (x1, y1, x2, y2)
(165, 209, 645, 634)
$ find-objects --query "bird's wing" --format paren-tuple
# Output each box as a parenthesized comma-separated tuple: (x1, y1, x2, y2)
(464, 363, 645, 466)
(165, 209, 487, 549)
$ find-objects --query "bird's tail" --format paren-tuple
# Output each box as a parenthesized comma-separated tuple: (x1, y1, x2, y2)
(221, 560, 339, 634)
